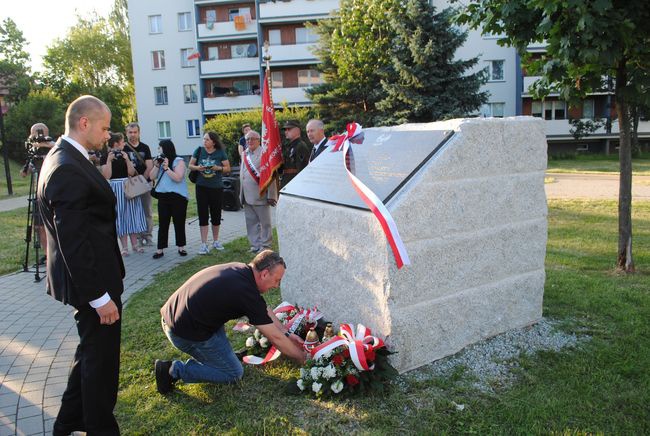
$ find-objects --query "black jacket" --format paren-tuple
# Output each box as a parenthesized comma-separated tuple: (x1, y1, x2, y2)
(37, 139, 125, 308)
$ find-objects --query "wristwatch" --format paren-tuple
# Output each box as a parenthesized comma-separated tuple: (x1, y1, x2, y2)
(284, 331, 290, 338)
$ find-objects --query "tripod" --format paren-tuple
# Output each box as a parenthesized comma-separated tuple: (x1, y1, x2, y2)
(22, 159, 44, 282)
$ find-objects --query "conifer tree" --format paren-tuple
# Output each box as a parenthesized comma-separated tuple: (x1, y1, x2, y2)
(376, 1, 487, 125)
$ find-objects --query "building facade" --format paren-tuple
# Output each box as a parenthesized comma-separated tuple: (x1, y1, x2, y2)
(129, 0, 648, 156)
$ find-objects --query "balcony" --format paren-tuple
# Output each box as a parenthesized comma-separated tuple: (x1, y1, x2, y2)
(201, 57, 260, 76)
(523, 76, 542, 95)
(204, 94, 261, 113)
(203, 87, 312, 113)
(259, 0, 339, 23)
(540, 119, 650, 138)
(197, 20, 257, 40)
(272, 87, 311, 105)
(268, 43, 317, 65)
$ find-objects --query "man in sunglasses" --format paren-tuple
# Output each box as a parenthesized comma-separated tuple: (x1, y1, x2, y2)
(155, 250, 306, 394)
(279, 119, 310, 188)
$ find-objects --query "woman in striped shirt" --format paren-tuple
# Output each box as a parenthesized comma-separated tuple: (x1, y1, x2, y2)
(100, 132, 147, 256)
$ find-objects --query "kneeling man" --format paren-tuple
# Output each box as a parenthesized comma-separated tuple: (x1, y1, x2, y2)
(155, 250, 306, 394)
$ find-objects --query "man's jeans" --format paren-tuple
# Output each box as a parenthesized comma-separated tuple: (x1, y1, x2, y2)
(162, 319, 243, 384)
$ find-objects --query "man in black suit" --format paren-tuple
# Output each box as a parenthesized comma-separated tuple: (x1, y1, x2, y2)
(38, 95, 125, 435)
(306, 119, 328, 162)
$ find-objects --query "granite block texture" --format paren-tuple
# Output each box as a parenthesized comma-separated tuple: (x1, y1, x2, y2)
(277, 117, 548, 372)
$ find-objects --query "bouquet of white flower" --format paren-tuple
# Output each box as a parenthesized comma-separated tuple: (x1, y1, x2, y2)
(291, 323, 397, 398)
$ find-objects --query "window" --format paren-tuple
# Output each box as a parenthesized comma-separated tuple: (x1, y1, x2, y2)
(231, 43, 256, 58)
(180, 48, 195, 68)
(233, 80, 252, 95)
(487, 60, 505, 81)
(157, 121, 171, 139)
(207, 46, 219, 61)
(151, 50, 165, 69)
(481, 102, 505, 118)
(295, 27, 318, 44)
(298, 69, 322, 87)
(178, 12, 192, 31)
(271, 71, 283, 88)
(582, 99, 595, 119)
(531, 101, 542, 118)
(229, 8, 240, 21)
(154, 87, 168, 105)
(183, 84, 198, 103)
(268, 29, 281, 46)
(187, 120, 201, 138)
(543, 101, 566, 120)
(149, 15, 162, 34)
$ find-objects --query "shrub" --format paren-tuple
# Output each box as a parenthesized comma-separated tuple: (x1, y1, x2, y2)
(203, 104, 315, 164)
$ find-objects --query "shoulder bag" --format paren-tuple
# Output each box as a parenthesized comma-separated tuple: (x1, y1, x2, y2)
(150, 170, 165, 199)
(188, 147, 202, 184)
(124, 174, 151, 199)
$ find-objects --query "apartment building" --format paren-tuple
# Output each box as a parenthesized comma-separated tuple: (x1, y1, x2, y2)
(130, 0, 647, 156)
(129, 0, 337, 155)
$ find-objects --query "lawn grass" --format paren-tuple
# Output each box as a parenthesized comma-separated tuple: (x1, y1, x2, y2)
(0, 157, 32, 199)
(115, 199, 650, 434)
(547, 153, 650, 175)
(0, 207, 32, 275)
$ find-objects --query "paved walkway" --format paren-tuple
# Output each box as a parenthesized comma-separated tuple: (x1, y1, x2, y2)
(0, 196, 29, 213)
(0, 210, 248, 436)
(545, 173, 650, 200)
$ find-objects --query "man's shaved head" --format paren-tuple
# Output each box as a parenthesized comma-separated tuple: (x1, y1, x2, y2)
(65, 95, 111, 134)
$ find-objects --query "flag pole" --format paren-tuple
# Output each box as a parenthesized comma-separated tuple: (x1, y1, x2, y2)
(263, 40, 271, 99)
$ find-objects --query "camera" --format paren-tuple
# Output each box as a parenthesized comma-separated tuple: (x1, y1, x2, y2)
(25, 129, 53, 147)
(112, 150, 124, 159)
(154, 154, 166, 164)
(24, 128, 54, 158)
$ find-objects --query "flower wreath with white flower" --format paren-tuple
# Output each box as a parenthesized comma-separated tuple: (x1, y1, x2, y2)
(291, 323, 397, 398)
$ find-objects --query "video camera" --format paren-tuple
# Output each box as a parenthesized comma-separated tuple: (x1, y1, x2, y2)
(154, 153, 166, 164)
(24, 129, 54, 160)
(25, 128, 53, 147)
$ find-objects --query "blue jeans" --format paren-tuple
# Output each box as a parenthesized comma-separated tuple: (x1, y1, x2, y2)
(162, 319, 243, 384)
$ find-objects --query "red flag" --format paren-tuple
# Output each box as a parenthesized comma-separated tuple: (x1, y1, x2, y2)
(259, 69, 283, 195)
(187, 51, 200, 61)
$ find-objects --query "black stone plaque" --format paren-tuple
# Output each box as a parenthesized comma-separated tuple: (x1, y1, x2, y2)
(280, 127, 454, 209)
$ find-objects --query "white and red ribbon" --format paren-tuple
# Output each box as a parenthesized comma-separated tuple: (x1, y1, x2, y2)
(310, 323, 385, 371)
(330, 123, 410, 269)
(243, 302, 322, 366)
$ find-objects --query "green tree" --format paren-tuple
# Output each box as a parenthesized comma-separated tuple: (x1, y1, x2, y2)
(41, 8, 133, 131)
(455, 0, 650, 272)
(376, 1, 487, 125)
(0, 18, 32, 103)
(307, 0, 401, 131)
(4, 89, 65, 159)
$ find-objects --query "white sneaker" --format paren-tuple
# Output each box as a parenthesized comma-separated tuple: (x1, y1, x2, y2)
(198, 243, 210, 255)
(212, 241, 225, 251)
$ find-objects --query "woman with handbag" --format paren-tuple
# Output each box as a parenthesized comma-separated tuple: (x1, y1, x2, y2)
(100, 132, 147, 256)
(187, 131, 230, 255)
(149, 139, 189, 259)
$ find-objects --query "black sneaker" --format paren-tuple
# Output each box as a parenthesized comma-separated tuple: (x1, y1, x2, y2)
(155, 359, 176, 394)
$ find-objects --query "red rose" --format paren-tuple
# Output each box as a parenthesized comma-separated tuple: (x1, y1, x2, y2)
(332, 354, 344, 366)
(343, 349, 350, 358)
(345, 374, 359, 386)
(364, 349, 376, 361)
